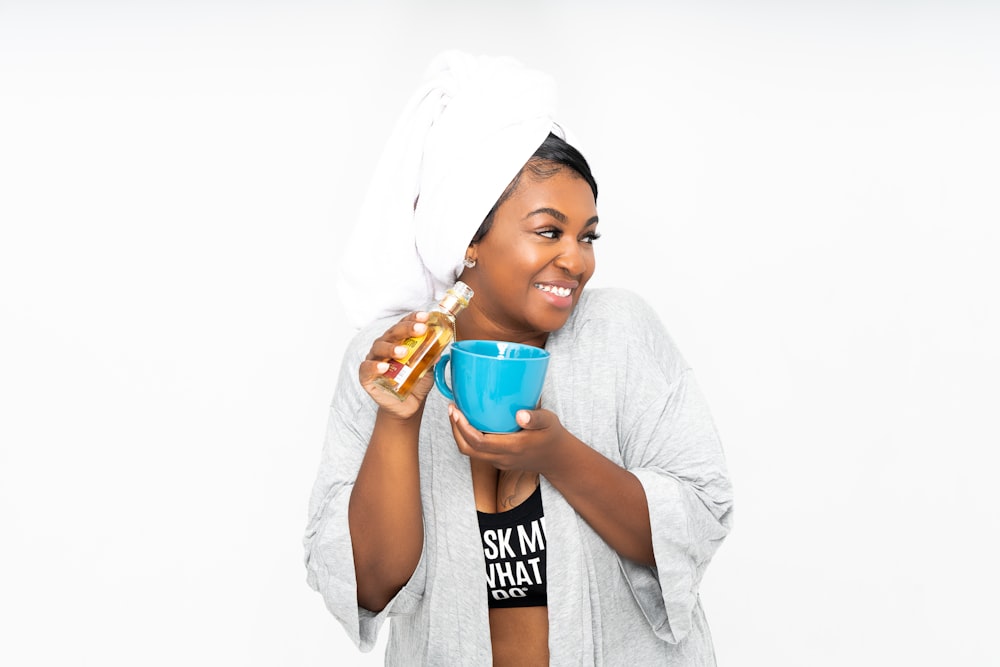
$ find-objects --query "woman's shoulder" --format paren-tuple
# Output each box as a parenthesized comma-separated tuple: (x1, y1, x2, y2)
(567, 287, 688, 375)
(573, 287, 664, 329)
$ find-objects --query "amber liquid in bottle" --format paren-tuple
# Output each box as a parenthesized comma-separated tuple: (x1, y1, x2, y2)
(374, 281, 473, 401)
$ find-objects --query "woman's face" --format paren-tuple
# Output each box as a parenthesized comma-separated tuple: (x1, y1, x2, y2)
(459, 166, 599, 346)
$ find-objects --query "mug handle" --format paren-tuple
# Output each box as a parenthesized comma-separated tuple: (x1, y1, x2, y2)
(434, 352, 454, 401)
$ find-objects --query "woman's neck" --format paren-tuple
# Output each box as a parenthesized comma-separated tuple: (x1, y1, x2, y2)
(455, 307, 549, 348)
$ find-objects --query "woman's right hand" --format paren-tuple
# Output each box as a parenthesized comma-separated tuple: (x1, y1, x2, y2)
(359, 311, 435, 420)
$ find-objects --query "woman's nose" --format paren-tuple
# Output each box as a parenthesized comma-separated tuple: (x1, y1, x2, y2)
(554, 238, 586, 275)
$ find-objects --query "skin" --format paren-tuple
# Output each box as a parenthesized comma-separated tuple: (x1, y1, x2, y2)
(350, 166, 655, 666)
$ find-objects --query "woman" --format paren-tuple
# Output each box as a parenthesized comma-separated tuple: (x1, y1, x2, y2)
(305, 52, 733, 666)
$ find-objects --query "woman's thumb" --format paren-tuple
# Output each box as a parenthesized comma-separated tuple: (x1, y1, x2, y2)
(516, 409, 545, 430)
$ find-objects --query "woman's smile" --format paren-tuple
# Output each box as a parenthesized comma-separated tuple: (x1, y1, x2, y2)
(532, 280, 579, 308)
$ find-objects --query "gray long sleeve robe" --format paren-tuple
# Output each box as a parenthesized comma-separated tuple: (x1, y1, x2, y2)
(304, 288, 734, 665)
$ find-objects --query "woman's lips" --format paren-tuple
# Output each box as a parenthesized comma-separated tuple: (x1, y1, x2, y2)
(533, 281, 578, 308)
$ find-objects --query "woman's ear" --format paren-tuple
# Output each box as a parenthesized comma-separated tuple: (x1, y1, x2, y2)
(461, 243, 478, 269)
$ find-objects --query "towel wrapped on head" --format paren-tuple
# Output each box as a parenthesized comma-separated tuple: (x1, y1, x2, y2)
(337, 51, 566, 329)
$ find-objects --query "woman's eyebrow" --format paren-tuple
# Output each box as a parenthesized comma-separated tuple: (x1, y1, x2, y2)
(526, 208, 600, 227)
(527, 207, 567, 223)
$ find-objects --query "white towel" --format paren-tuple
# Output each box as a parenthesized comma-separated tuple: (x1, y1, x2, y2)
(337, 51, 562, 329)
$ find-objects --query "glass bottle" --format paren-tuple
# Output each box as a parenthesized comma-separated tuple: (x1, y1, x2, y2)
(374, 280, 474, 401)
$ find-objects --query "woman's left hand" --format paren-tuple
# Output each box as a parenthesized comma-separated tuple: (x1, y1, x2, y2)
(448, 405, 571, 475)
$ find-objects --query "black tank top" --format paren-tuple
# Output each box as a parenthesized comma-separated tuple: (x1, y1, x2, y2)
(476, 483, 547, 608)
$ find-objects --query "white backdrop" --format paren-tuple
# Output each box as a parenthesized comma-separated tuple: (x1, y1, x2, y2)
(2, 1, 998, 665)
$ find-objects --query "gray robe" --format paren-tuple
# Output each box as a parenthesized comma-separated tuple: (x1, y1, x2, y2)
(304, 288, 734, 665)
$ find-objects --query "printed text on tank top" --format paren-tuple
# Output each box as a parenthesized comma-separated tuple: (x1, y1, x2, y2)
(476, 483, 547, 608)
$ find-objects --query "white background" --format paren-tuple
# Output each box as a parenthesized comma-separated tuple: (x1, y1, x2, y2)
(2, 1, 998, 665)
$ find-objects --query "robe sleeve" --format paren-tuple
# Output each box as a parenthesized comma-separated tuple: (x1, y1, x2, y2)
(302, 329, 427, 651)
(608, 293, 734, 644)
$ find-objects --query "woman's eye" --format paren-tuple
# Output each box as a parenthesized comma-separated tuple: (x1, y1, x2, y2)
(582, 231, 602, 244)
(537, 229, 560, 240)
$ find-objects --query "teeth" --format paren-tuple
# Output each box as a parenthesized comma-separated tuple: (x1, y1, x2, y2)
(534, 283, 572, 297)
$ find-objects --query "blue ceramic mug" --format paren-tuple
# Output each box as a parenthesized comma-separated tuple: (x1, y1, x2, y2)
(434, 340, 550, 433)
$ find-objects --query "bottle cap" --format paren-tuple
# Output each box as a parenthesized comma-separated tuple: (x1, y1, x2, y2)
(447, 280, 474, 306)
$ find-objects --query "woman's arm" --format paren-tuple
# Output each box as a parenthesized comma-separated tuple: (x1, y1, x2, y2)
(531, 416, 655, 565)
(349, 312, 434, 611)
(448, 407, 655, 565)
(349, 407, 426, 611)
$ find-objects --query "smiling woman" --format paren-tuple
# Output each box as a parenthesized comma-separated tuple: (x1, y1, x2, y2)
(303, 51, 733, 666)
(459, 135, 600, 347)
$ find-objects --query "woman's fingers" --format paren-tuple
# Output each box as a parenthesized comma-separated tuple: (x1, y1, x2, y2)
(448, 406, 512, 459)
(366, 313, 429, 362)
(383, 311, 429, 338)
(367, 341, 411, 362)
(449, 406, 565, 473)
(359, 359, 391, 382)
(448, 406, 484, 454)
(357, 311, 439, 419)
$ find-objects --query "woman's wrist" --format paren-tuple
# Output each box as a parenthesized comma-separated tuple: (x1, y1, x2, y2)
(537, 429, 586, 483)
(375, 404, 426, 431)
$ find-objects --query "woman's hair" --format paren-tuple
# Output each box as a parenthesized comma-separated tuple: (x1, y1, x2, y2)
(470, 132, 598, 244)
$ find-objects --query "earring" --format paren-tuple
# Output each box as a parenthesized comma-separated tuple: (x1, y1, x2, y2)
(463, 257, 476, 269)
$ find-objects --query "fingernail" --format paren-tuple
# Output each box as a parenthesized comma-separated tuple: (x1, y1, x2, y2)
(413, 323, 427, 334)
(394, 346, 407, 357)
(376, 362, 389, 373)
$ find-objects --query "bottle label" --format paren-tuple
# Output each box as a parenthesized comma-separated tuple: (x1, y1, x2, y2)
(385, 361, 413, 386)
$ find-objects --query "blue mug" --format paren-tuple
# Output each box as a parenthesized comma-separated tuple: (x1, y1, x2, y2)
(434, 340, 550, 433)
